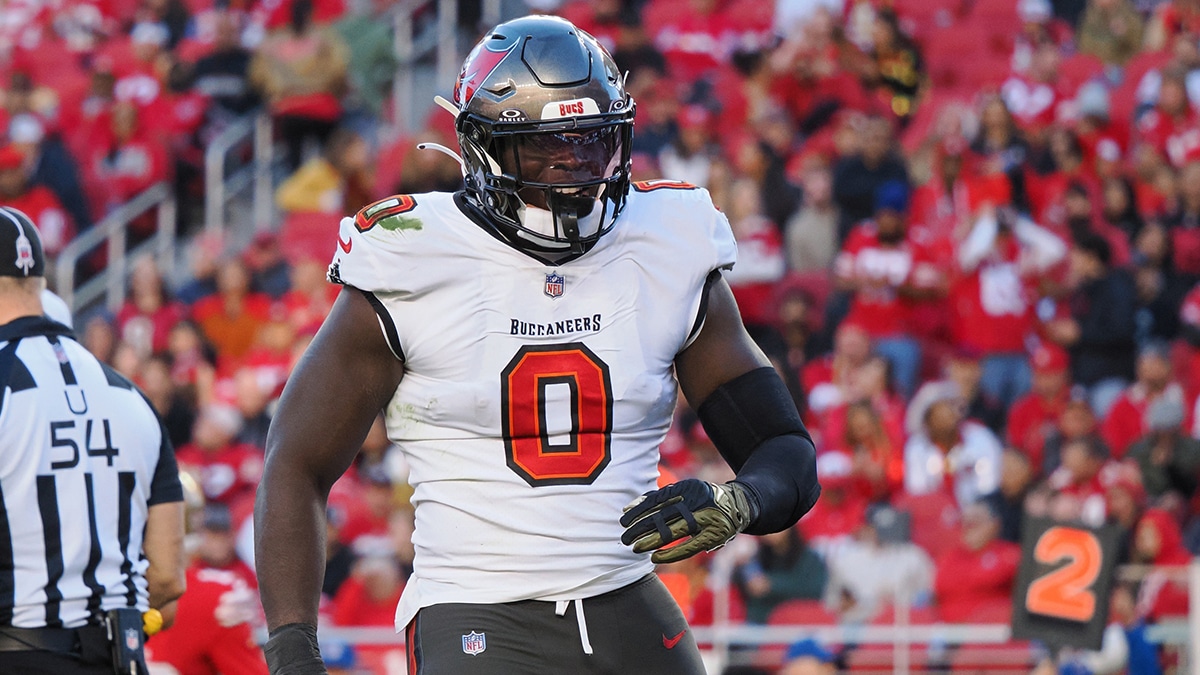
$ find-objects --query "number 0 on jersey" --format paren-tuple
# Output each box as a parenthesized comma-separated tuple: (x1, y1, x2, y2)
(501, 343, 613, 486)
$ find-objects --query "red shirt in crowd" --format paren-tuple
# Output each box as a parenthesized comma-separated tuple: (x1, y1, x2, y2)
(329, 575, 404, 628)
(1000, 73, 1061, 129)
(1136, 509, 1192, 620)
(116, 299, 188, 355)
(239, 344, 294, 399)
(145, 567, 268, 675)
(934, 539, 1021, 622)
(645, 0, 769, 84)
(176, 442, 264, 507)
(950, 237, 1041, 355)
(4, 186, 73, 256)
(728, 224, 785, 326)
(86, 128, 169, 215)
(835, 222, 941, 339)
(1137, 107, 1200, 168)
(796, 488, 867, 557)
(1179, 284, 1200, 388)
(1006, 390, 1068, 472)
(1101, 383, 1188, 459)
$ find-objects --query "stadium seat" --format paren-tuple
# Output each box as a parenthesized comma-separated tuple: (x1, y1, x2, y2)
(962, 598, 1014, 623)
(371, 134, 413, 200)
(870, 604, 939, 625)
(846, 645, 933, 673)
(895, 0, 961, 38)
(1057, 53, 1107, 96)
(640, 0, 691, 39)
(949, 642, 1036, 673)
(752, 600, 840, 670)
(1111, 50, 1171, 123)
(279, 211, 341, 263)
(959, 53, 1014, 91)
(767, 599, 839, 626)
(969, 0, 1018, 22)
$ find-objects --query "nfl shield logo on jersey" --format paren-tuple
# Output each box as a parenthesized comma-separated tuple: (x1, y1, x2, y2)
(544, 272, 565, 298)
(124, 628, 139, 650)
(462, 631, 486, 656)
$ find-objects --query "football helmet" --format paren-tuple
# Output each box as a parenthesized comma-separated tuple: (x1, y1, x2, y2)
(449, 15, 635, 258)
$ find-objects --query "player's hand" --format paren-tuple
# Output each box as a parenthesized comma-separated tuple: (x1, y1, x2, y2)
(620, 479, 755, 564)
(264, 623, 328, 675)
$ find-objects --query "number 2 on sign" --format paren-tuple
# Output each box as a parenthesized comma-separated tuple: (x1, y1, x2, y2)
(1025, 527, 1103, 622)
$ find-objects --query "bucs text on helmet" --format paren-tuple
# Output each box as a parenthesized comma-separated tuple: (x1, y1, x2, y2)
(448, 15, 635, 260)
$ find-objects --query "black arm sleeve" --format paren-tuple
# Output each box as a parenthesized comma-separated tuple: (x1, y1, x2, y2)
(696, 367, 821, 535)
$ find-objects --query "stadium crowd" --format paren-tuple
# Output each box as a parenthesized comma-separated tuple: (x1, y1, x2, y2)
(11, 0, 1200, 672)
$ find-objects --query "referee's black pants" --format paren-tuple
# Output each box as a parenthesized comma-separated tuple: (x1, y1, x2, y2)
(0, 650, 112, 674)
(0, 624, 114, 674)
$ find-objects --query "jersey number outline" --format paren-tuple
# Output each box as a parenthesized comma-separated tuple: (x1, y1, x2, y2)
(355, 195, 417, 232)
(500, 343, 613, 486)
(1024, 526, 1104, 623)
(632, 179, 697, 192)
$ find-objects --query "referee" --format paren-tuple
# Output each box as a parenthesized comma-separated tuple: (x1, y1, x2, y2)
(0, 207, 186, 674)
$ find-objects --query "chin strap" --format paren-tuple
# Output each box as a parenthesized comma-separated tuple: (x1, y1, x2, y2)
(547, 191, 586, 254)
(559, 210, 583, 254)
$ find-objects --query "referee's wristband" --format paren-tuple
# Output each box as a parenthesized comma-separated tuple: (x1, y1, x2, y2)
(264, 623, 327, 675)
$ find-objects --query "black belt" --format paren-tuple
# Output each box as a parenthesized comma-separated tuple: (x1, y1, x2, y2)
(0, 625, 105, 653)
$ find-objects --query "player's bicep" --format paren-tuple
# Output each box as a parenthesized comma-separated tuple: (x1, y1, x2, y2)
(674, 275, 771, 408)
(265, 287, 405, 491)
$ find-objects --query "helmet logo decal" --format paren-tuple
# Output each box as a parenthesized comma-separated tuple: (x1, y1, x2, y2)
(540, 98, 600, 120)
(455, 42, 517, 108)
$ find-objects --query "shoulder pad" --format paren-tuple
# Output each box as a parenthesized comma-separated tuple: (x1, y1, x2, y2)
(355, 195, 419, 232)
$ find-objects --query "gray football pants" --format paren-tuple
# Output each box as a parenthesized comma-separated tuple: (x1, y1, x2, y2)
(403, 574, 707, 674)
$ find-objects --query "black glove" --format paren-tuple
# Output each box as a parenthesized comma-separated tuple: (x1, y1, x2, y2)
(620, 479, 756, 564)
(264, 623, 328, 675)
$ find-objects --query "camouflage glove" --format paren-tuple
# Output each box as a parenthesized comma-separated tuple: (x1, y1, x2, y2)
(620, 479, 755, 564)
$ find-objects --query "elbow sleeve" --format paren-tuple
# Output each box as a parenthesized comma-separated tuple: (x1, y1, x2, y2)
(696, 367, 821, 534)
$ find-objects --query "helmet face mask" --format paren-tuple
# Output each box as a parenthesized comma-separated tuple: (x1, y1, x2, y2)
(451, 16, 635, 259)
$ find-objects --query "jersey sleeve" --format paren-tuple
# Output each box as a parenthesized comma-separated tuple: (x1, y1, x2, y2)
(326, 195, 428, 361)
(105, 363, 183, 505)
(148, 428, 183, 505)
(705, 191, 738, 274)
(326, 194, 423, 295)
(142, 394, 183, 505)
(659, 186, 737, 349)
(632, 181, 735, 275)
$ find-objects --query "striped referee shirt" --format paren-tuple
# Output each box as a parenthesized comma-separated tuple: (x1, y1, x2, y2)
(0, 315, 182, 629)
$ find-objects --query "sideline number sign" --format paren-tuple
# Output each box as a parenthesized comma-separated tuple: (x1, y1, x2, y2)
(1011, 517, 1121, 650)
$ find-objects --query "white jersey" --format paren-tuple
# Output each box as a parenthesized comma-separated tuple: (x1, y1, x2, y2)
(328, 183, 737, 630)
(0, 317, 180, 628)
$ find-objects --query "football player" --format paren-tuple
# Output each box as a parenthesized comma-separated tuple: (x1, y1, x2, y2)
(255, 15, 820, 674)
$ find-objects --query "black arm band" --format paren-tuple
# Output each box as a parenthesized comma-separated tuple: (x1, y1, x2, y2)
(264, 623, 326, 675)
(696, 366, 821, 535)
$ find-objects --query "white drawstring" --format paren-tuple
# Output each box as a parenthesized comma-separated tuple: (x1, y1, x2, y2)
(555, 599, 593, 655)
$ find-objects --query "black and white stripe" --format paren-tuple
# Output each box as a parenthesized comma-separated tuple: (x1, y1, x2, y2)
(0, 318, 176, 628)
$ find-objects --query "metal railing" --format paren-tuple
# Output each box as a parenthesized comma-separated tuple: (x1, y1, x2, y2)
(55, 182, 176, 313)
(389, 0, 504, 133)
(314, 561, 1200, 674)
(203, 110, 275, 236)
